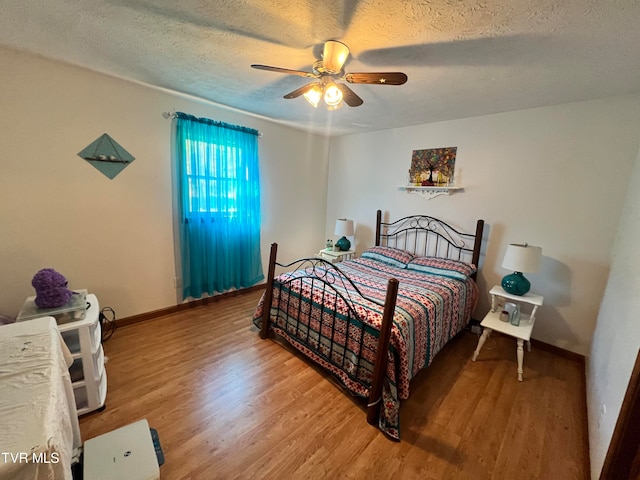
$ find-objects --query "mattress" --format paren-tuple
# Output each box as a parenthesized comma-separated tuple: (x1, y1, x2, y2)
(0, 317, 81, 480)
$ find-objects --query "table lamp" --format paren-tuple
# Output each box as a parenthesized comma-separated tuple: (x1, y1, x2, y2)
(501, 243, 542, 295)
(334, 218, 354, 251)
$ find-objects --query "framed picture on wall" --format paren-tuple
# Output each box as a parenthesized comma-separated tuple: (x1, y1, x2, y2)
(408, 147, 457, 186)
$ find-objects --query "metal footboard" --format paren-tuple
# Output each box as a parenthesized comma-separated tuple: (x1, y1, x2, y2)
(259, 243, 399, 426)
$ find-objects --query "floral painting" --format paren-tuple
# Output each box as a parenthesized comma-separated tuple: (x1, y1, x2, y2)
(409, 147, 457, 186)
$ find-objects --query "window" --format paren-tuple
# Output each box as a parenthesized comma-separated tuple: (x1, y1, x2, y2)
(172, 113, 263, 300)
(184, 140, 243, 214)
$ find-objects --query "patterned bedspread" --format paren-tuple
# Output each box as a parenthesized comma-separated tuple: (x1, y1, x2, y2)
(252, 256, 478, 439)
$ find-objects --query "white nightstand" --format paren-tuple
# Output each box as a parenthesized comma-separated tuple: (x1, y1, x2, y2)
(472, 285, 544, 381)
(317, 249, 356, 263)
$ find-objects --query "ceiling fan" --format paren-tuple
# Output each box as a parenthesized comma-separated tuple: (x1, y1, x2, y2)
(251, 40, 408, 109)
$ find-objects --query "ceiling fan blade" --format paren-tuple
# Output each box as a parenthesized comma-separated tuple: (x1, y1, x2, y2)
(337, 84, 364, 107)
(283, 82, 318, 99)
(323, 40, 350, 74)
(251, 64, 317, 78)
(345, 72, 408, 85)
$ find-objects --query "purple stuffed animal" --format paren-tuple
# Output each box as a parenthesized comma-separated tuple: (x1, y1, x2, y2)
(32, 268, 74, 308)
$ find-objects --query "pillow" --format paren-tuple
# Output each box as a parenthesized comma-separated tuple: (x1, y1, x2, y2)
(406, 256, 477, 280)
(361, 246, 415, 268)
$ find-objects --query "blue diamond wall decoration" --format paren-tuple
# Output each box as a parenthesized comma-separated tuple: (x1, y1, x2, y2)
(78, 133, 135, 179)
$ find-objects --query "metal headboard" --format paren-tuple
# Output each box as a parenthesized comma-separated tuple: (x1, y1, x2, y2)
(374, 210, 484, 278)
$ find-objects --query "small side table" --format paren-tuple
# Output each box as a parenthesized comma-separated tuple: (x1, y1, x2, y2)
(472, 285, 544, 381)
(317, 249, 356, 263)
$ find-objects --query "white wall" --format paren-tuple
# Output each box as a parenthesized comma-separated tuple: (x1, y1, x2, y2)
(587, 143, 640, 478)
(326, 95, 640, 355)
(0, 46, 329, 318)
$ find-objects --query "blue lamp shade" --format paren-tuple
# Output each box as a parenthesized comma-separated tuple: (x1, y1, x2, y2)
(334, 218, 354, 251)
(501, 243, 542, 296)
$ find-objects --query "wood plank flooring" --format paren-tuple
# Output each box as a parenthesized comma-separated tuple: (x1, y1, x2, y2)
(80, 290, 589, 479)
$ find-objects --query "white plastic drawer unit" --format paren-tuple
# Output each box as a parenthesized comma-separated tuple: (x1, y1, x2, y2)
(69, 347, 104, 383)
(73, 371, 107, 413)
(57, 294, 108, 415)
(59, 296, 101, 355)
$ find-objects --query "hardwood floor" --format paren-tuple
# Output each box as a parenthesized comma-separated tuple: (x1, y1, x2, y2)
(80, 290, 589, 479)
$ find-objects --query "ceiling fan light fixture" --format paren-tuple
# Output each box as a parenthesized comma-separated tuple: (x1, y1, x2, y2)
(303, 84, 322, 108)
(251, 40, 407, 111)
(324, 79, 343, 107)
(323, 40, 350, 74)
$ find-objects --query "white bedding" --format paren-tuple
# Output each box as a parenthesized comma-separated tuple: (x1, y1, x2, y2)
(0, 317, 81, 480)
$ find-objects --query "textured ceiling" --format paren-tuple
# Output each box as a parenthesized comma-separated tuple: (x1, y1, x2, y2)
(2, 0, 640, 136)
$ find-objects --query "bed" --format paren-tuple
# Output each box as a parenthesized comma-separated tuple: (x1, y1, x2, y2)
(253, 210, 484, 439)
(0, 316, 81, 480)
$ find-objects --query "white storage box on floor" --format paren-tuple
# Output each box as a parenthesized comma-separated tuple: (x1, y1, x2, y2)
(83, 419, 159, 480)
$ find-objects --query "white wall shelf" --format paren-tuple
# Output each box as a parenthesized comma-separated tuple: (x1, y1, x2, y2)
(398, 185, 463, 199)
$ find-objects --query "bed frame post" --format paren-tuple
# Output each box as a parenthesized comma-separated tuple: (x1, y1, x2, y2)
(366, 277, 400, 426)
(375, 209, 382, 246)
(260, 242, 278, 339)
(471, 219, 484, 281)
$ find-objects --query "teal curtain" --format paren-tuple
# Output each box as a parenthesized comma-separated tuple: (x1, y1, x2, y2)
(173, 112, 263, 300)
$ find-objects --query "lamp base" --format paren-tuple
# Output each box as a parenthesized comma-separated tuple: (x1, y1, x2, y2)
(501, 272, 531, 296)
(336, 236, 351, 251)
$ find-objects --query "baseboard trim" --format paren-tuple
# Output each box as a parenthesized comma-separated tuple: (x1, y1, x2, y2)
(530, 338, 585, 363)
(118, 295, 587, 365)
(484, 331, 585, 363)
(115, 284, 265, 328)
